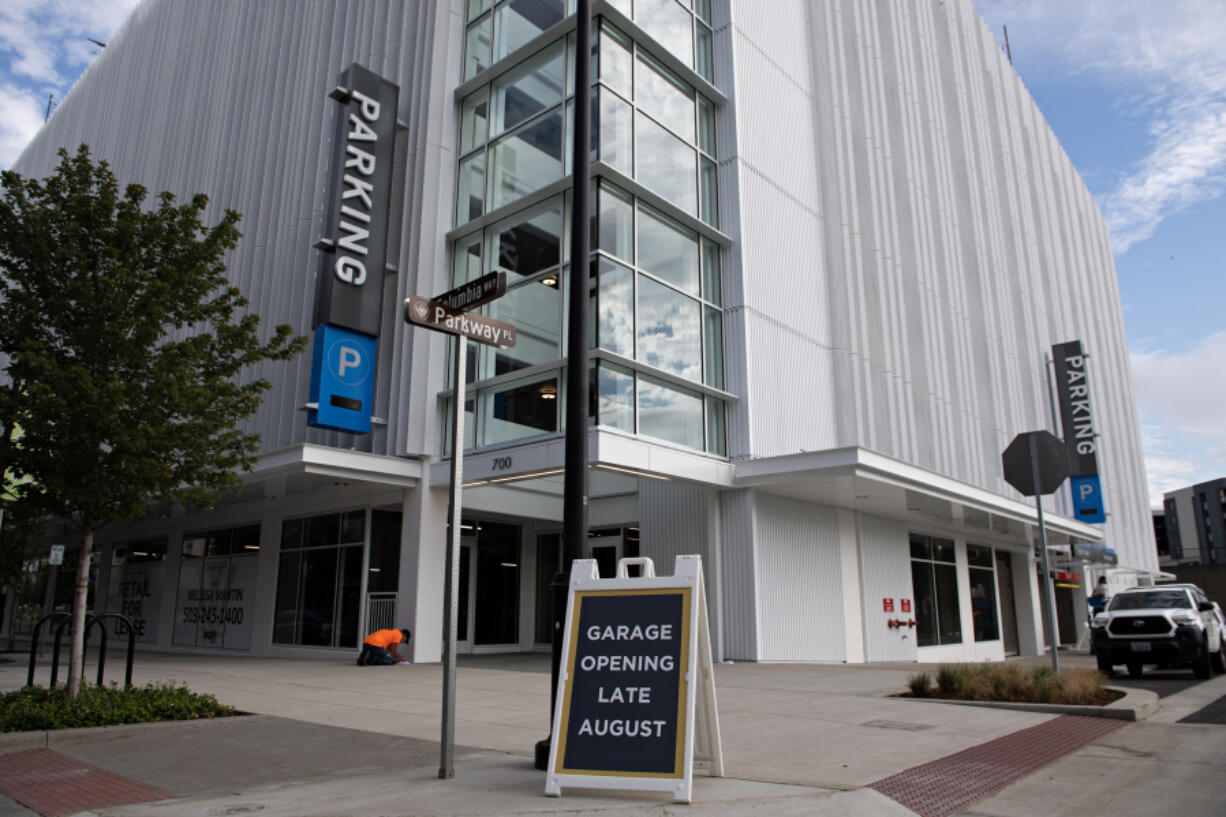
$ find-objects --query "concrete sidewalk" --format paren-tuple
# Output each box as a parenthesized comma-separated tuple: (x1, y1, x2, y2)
(0, 650, 1224, 816)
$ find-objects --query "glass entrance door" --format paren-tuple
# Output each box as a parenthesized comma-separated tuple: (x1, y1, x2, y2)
(585, 532, 623, 578)
(456, 520, 521, 650)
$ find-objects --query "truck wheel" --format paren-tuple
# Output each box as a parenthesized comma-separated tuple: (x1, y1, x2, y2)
(1194, 640, 1213, 679)
(1096, 654, 1114, 676)
(1126, 661, 1143, 678)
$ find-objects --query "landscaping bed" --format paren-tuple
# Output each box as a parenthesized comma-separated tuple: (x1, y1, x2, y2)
(0, 682, 236, 733)
(901, 663, 1125, 706)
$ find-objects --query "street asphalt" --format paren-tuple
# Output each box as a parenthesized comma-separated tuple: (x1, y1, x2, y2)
(0, 648, 1222, 816)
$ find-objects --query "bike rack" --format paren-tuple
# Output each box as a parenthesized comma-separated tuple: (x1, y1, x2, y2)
(85, 613, 138, 689)
(26, 612, 71, 688)
(28, 611, 137, 689)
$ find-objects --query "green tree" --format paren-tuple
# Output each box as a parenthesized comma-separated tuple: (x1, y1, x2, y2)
(0, 146, 305, 696)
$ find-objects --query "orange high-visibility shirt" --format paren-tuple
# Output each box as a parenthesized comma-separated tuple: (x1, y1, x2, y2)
(363, 629, 404, 648)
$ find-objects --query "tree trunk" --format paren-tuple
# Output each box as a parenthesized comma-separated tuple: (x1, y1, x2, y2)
(67, 526, 93, 698)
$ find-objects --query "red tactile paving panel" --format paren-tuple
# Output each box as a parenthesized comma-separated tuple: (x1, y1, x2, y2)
(0, 749, 172, 817)
(871, 715, 1124, 817)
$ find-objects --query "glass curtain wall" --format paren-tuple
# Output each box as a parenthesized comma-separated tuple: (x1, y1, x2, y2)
(453, 1, 725, 456)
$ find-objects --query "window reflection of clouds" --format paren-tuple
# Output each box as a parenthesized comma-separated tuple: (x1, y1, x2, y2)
(638, 277, 701, 382)
(635, 114, 697, 215)
(597, 257, 633, 357)
(638, 206, 699, 294)
(634, 52, 694, 142)
(596, 363, 634, 431)
(638, 375, 703, 450)
(634, 0, 693, 69)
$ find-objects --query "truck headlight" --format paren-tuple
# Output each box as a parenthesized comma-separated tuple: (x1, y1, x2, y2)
(1171, 613, 1197, 626)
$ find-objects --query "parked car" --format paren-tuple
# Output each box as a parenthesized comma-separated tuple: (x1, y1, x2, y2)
(1091, 584, 1226, 679)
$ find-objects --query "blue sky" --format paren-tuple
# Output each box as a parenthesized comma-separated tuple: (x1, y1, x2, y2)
(2, 0, 1223, 508)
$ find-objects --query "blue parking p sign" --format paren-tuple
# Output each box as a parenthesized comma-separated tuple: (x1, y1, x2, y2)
(308, 324, 377, 433)
(1070, 475, 1106, 524)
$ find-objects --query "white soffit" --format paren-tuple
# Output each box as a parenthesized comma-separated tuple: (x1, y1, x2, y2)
(251, 444, 424, 488)
(734, 447, 1103, 543)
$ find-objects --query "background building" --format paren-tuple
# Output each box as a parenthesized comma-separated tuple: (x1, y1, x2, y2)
(6, 0, 1154, 664)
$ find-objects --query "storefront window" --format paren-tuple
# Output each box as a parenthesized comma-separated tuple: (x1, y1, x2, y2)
(174, 524, 260, 650)
(967, 544, 1000, 642)
(106, 537, 167, 644)
(910, 533, 962, 647)
(274, 511, 365, 648)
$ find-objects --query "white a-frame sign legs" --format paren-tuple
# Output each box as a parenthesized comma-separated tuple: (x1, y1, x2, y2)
(545, 554, 723, 803)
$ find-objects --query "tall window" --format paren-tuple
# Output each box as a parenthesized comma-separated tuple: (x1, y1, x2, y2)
(274, 511, 365, 648)
(910, 533, 961, 647)
(966, 544, 999, 642)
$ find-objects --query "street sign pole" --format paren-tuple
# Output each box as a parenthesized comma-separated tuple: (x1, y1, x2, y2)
(1029, 433, 1061, 674)
(439, 335, 466, 779)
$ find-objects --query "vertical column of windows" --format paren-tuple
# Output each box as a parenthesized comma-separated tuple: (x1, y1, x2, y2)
(450, 3, 724, 456)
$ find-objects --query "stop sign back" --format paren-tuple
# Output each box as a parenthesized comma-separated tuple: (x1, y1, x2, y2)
(1002, 431, 1068, 496)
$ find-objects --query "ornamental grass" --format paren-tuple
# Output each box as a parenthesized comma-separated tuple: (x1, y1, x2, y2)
(906, 663, 1120, 706)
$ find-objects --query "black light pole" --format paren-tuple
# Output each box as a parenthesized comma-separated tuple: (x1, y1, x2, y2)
(536, 0, 590, 772)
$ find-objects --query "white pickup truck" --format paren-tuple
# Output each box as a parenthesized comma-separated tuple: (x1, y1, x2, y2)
(1091, 584, 1226, 679)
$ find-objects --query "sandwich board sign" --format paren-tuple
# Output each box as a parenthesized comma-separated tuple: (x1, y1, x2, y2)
(545, 554, 722, 803)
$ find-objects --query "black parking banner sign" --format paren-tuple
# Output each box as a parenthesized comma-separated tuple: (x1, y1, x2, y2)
(545, 555, 722, 803)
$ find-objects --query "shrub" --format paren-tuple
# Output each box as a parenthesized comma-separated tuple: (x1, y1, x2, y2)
(935, 664, 970, 696)
(911, 663, 1118, 706)
(907, 671, 931, 697)
(0, 682, 236, 733)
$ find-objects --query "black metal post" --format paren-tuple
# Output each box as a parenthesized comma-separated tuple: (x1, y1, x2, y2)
(536, 0, 590, 772)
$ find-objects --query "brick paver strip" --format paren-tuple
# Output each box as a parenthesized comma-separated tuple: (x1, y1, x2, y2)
(871, 714, 1124, 817)
(0, 748, 172, 817)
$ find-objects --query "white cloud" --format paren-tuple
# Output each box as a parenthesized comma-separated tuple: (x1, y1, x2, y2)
(1130, 331, 1226, 505)
(0, 81, 47, 168)
(0, 0, 141, 166)
(973, 0, 1226, 254)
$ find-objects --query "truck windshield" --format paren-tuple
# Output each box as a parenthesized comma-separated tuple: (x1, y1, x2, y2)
(1109, 591, 1191, 610)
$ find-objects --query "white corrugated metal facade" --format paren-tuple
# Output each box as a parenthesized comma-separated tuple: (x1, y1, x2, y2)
(8, 0, 1151, 665)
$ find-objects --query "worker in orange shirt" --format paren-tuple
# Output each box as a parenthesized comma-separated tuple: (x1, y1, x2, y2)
(356, 628, 412, 666)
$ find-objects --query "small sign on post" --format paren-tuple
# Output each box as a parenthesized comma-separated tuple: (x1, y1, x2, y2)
(545, 555, 722, 804)
(48, 545, 65, 566)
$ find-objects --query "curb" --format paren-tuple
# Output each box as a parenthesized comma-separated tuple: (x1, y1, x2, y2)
(893, 685, 1159, 721)
(0, 713, 257, 757)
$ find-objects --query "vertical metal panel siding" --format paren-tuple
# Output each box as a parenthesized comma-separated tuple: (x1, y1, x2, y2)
(753, 493, 847, 661)
(723, 0, 1153, 572)
(639, 481, 716, 590)
(857, 514, 915, 662)
(11, 0, 451, 461)
(716, 489, 759, 660)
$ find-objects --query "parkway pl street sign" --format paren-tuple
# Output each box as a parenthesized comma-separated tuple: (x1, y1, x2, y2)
(404, 296, 517, 348)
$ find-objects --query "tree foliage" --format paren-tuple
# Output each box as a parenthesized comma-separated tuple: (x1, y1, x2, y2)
(0, 145, 305, 693)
